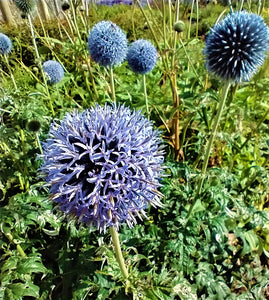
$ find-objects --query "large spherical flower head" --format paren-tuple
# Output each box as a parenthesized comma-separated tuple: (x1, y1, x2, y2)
(0, 33, 12, 55)
(41, 104, 165, 232)
(204, 11, 269, 83)
(43, 60, 64, 84)
(14, 0, 36, 14)
(127, 39, 157, 74)
(88, 21, 128, 67)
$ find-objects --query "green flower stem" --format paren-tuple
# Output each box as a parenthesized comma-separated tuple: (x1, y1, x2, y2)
(5, 232, 26, 258)
(143, 74, 149, 118)
(186, 81, 231, 221)
(36, 132, 43, 154)
(27, 14, 55, 116)
(4, 54, 17, 90)
(110, 226, 128, 279)
(110, 66, 116, 102)
(196, 0, 199, 38)
(27, 14, 41, 65)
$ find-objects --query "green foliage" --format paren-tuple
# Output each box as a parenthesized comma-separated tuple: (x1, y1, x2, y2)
(1, 2, 269, 299)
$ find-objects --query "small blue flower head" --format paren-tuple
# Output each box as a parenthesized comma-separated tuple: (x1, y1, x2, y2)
(41, 104, 165, 232)
(43, 60, 64, 84)
(14, 0, 36, 14)
(204, 11, 269, 83)
(127, 39, 158, 74)
(88, 21, 128, 67)
(0, 33, 12, 55)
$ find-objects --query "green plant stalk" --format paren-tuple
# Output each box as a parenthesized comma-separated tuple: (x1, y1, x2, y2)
(4, 54, 17, 90)
(27, 14, 41, 66)
(239, 0, 244, 10)
(5, 232, 26, 257)
(170, 0, 180, 69)
(162, 0, 167, 50)
(188, 0, 195, 40)
(170, 75, 180, 161)
(178, 38, 202, 86)
(110, 226, 128, 279)
(27, 14, 55, 116)
(169, 0, 181, 161)
(62, 11, 75, 39)
(168, 0, 172, 34)
(36, 132, 43, 154)
(186, 81, 231, 221)
(37, 11, 49, 40)
(70, 1, 82, 41)
(196, 0, 199, 38)
(143, 74, 149, 118)
(69, 1, 98, 100)
(110, 66, 116, 102)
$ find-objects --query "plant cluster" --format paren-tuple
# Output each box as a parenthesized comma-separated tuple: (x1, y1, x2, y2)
(0, 1, 269, 299)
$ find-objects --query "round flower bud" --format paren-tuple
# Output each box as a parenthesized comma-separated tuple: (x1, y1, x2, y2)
(174, 21, 185, 33)
(27, 120, 41, 132)
(204, 11, 269, 83)
(88, 21, 128, 67)
(41, 104, 165, 232)
(14, 0, 36, 14)
(43, 60, 64, 84)
(62, 2, 70, 11)
(0, 33, 12, 55)
(127, 39, 157, 74)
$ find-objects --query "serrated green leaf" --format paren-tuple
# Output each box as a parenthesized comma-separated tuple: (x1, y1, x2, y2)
(16, 257, 47, 275)
(4, 282, 39, 299)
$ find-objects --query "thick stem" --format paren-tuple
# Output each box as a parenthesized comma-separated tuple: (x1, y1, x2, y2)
(110, 226, 128, 279)
(110, 66, 116, 102)
(186, 81, 231, 221)
(143, 74, 149, 118)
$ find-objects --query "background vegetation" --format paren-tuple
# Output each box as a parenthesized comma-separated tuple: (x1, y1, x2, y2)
(0, 0, 269, 299)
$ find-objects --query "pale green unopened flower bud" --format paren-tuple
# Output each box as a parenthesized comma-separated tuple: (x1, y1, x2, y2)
(174, 21, 185, 33)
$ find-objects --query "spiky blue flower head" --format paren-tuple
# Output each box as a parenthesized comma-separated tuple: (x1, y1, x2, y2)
(0, 33, 12, 55)
(43, 60, 64, 84)
(88, 21, 128, 67)
(14, 0, 36, 14)
(41, 104, 165, 232)
(204, 11, 269, 83)
(127, 39, 158, 74)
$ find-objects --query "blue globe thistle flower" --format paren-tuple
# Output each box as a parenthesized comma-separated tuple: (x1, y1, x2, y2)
(14, 0, 36, 14)
(0, 33, 12, 55)
(41, 104, 165, 232)
(204, 11, 269, 83)
(88, 21, 128, 67)
(127, 39, 158, 74)
(43, 60, 64, 84)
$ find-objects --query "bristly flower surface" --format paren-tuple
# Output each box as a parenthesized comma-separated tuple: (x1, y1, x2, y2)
(41, 104, 165, 232)
(88, 21, 128, 67)
(204, 11, 269, 83)
(0, 33, 12, 55)
(43, 60, 64, 84)
(14, 0, 36, 14)
(127, 39, 157, 74)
